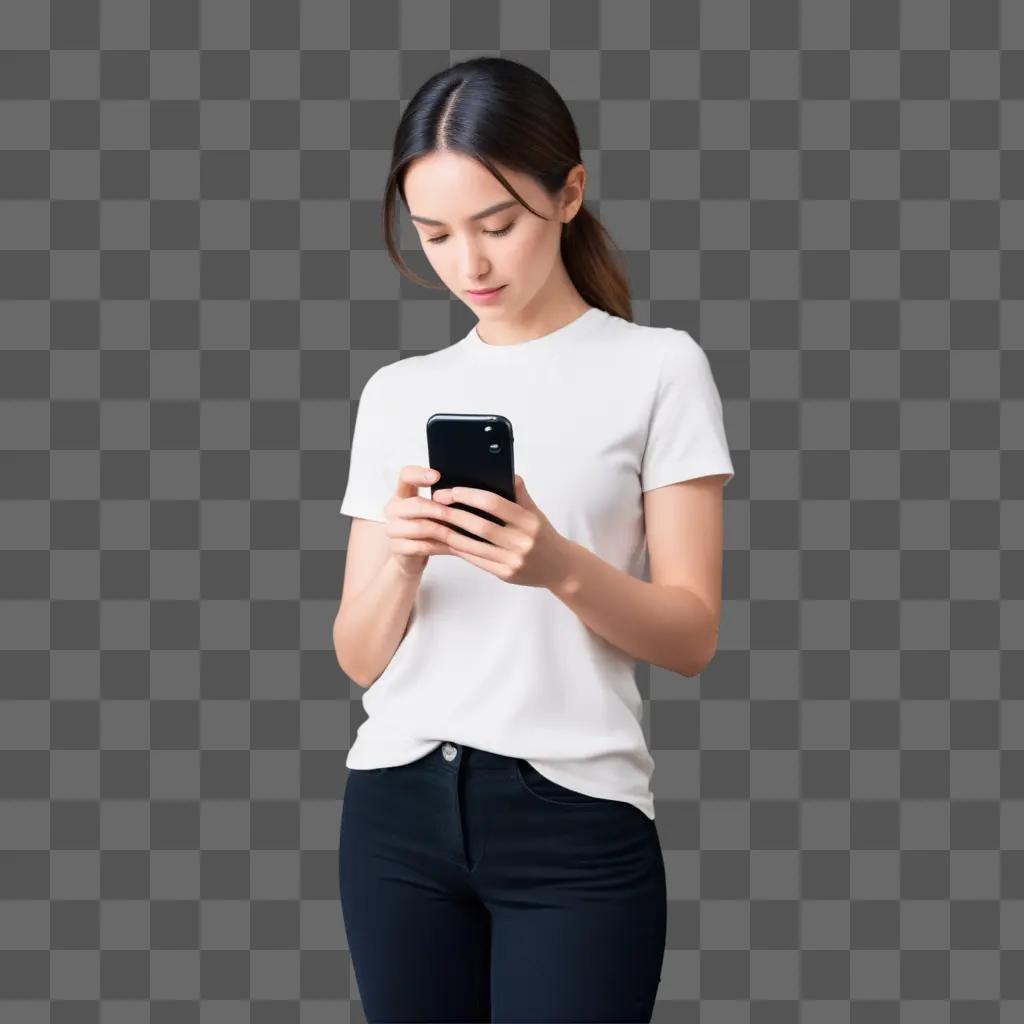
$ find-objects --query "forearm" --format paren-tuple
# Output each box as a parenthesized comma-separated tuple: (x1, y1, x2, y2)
(550, 539, 717, 677)
(333, 555, 422, 688)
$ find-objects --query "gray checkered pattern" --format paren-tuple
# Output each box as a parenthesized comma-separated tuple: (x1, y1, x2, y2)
(1, 0, 1022, 1020)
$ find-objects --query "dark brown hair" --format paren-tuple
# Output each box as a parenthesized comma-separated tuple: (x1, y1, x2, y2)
(381, 56, 633, 322)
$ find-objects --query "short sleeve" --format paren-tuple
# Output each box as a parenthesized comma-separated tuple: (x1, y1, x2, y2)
(640, 330, 735, 493)
(339, 367, 394, 523)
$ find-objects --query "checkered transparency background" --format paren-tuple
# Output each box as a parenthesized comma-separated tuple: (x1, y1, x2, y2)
(2, 0, 1023, 1020)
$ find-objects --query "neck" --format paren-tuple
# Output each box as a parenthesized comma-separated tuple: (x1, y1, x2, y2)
(474, 273, 590, 347)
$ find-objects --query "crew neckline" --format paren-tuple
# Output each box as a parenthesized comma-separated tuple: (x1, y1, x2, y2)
(463, 306, 608, 356)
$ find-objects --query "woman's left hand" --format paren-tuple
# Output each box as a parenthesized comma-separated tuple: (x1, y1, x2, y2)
(430, 475, 575, 590)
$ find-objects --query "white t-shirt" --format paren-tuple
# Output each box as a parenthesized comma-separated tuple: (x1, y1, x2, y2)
(339, 306, 734, 820)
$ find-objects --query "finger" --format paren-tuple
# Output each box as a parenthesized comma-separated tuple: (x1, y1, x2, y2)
(443, 521, 509, 557)
(434, 498, 519, 548)
(394, 465, 440, 498)
(446, 543, 511, 576)
(441, 486, 526, 525)
(393, 495, 457, 522)
(388, 511, 458, 545)
(392, 538, 450, 556)
(396, 498, 504, 552)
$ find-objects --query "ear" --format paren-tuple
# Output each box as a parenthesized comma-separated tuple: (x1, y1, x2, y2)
(562, 164, 586, 221)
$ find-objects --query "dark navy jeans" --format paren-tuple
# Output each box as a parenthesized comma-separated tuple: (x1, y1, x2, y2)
(339, 741, 666, 1023)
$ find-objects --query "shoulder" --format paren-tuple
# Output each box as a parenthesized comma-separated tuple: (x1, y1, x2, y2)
(653, 325, 709, 367)
(381, 344, 462, 379)
(605, 316, 710, 374)
(361, 352, 431, 397)
(604, 314, 697, 350)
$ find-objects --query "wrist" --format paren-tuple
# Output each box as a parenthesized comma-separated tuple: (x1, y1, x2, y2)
(549, 538, 582, 599)
(387, 553, 426, 582)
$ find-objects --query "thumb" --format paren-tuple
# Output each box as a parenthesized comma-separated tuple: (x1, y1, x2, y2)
(513, 473, 534, 508)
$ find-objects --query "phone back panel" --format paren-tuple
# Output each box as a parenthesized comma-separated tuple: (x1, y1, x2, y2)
(426, 414, 515, 539)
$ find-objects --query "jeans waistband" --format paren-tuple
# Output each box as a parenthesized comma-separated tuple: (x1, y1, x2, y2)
(426, 741, 515, 772)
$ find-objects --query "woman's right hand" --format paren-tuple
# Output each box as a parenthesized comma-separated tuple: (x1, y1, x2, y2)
(384, 465, 453, 577)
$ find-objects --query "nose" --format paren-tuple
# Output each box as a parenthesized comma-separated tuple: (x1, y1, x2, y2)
(457, 237, 491, 280)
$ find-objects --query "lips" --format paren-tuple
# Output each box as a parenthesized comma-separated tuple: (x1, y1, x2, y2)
(467, 286, 505, 295)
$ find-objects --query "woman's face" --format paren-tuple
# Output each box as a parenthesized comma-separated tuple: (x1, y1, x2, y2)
(403, 151, 581, 318)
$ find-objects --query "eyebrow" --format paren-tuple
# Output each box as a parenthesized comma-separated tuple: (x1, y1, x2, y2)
(409, 199, 520, 227)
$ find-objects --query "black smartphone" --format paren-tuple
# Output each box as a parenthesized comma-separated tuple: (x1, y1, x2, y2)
(426, 413, 516, 544)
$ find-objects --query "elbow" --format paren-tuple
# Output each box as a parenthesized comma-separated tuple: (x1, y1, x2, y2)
(679, 651, 714, 678)
(686, 650, 716, 677)
(337, 656, 373, 690)
(338, 657, 372, 689)
(669, 589, 720, 677)
(333, 616, 371, 689)
(335, 657, 365, 688)
(680, 629, 720, 678)
(340, 662, 368, 688)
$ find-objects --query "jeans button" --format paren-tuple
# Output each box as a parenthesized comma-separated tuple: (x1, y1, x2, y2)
(441, 742, 458, 762)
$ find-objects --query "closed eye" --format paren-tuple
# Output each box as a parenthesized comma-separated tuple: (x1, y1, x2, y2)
(426, 222, 516, 245)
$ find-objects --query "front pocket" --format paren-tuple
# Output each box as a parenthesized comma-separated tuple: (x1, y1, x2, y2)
(512, 759, 608, 808)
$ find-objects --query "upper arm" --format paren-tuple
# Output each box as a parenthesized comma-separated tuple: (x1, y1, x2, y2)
(643, 472, 729, 644)
(338, 516, 392, 620)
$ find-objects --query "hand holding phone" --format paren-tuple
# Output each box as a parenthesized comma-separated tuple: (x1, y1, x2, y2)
(382, 464, 459, 577)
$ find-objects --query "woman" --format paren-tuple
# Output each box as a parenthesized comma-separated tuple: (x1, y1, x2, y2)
(335, 56, 734, 1022)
